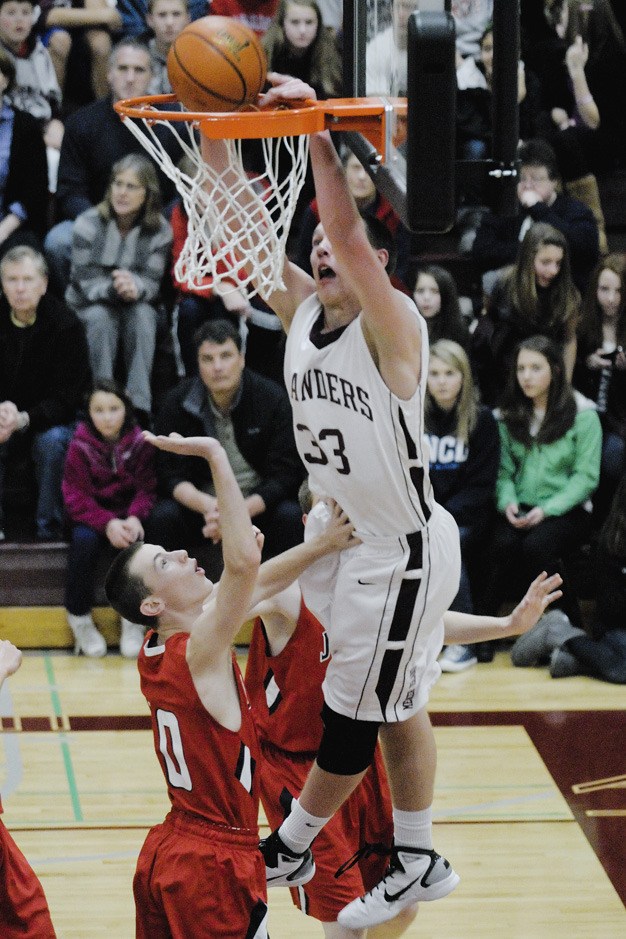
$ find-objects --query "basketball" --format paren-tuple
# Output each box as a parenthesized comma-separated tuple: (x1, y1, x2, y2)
(167, 16, 267, 113)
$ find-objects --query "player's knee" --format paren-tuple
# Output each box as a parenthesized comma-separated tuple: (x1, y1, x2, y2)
(316, 704, 379, 775)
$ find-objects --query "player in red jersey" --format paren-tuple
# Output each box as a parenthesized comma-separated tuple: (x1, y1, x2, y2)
(104, 433, 358, 939)
(0, 640, 57, 939)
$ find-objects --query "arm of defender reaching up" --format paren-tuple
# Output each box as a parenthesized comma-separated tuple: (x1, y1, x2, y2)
(143, 433, 261, 667)
(442, 572, 563, 645)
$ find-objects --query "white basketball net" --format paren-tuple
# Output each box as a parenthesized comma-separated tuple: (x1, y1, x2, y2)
(121, 111, 310, 301)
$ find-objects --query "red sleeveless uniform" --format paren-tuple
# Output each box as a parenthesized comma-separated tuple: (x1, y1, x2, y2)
(0, 799, 56, 938)
(245, 602, 393, 922)
(135, 630, 267, 939)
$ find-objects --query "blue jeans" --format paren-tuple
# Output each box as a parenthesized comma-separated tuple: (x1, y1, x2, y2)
(448, 523, 482, 615)
(601, 431, 625, 481)
(0, 424, 73, 538)
(65, 524, 116, 614)
(43, 220, 74, 296)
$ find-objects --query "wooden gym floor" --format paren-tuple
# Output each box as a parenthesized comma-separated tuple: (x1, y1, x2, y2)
(0, 644, 624, 938)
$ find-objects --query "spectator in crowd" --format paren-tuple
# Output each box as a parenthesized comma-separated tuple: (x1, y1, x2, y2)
(208, 0, 279, 37)
(44, 38, 180, 296)
(0, 48, 49, 261)
(573, 253, 626, 526)
(545, 471, 626, 683)
(424, 339, 500, 673)
(146, 318, 304, 580)
(62, 380, 156, 658)
(523, 0, 626, 171)
(407, 263, 470, 352)
(0, 0, 64, 192)
(456, 22, 537, 165)
(518, 2, 608, 253)
(471, 138, 599, 296)
(145, 0, 190, 95)
(451, 0, 492, 61)
(262, 0, 342, 100)
(118, 0, 205, 38)
(510, 470, 626, 685)
(0, 639, 57, 938)
(366, 0, 419, 96)
(472, 222, 581, 406)
(295, 149, 411, 288)
(65, 154, 172, 424)
(484, 334, 601, 629)
(0, 0, 62, 124)
(36, 0, 122, 102)
(0, 245, 91, 541)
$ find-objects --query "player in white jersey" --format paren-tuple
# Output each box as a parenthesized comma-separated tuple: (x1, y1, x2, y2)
(202, 73, 462, 929)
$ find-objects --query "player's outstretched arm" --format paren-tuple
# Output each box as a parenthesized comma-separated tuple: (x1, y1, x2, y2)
(442, 572, 563, 645)
(144, 432, 261, 659)
(308, 130, 422, 399)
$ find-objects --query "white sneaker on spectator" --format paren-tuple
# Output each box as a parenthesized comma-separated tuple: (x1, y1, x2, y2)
(67, 613, 107, 658)
(439, 644, 477, 672)
(120, 619, 145, 658)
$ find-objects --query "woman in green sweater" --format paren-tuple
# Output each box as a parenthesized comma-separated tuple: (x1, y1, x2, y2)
(485, 334, 601, 626)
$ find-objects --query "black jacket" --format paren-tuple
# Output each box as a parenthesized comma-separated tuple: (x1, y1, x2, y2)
(425, 403, 500, 526)
(0, 293, 91, 431)
(154, 371, 305, 510)
(4, 107, 49, 236)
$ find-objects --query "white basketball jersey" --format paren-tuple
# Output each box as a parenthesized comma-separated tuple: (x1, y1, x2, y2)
(284, 292, 435, 537)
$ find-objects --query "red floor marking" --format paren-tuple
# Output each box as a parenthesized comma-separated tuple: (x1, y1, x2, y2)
(432, 711, 626, 905)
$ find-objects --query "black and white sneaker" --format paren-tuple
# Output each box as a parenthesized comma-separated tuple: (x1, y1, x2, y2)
(259, 830, 316, 888)
(337, 844, 459, 928)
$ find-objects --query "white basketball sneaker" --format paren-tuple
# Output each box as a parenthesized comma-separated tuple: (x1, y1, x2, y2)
(338, 844, 459, 928)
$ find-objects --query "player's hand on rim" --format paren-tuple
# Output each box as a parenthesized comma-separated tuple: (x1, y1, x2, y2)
(258, 72, 317, 109)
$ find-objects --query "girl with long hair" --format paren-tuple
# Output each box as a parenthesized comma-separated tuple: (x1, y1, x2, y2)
(485, 334, 601, 626)
(425, 340, 500, 670)
(473, 222, 581, 405)
(62, 379, 157, 658)
(574, 253, 626, 523)
(65, 154, 172, 424)
(408, 264, 470, 351)
(262, 0, 342, 99)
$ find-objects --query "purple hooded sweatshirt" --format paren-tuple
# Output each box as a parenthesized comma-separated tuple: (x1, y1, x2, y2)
(62, 422, 157, 535)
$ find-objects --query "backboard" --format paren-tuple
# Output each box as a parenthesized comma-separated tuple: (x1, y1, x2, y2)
(343, 0, 520, 233)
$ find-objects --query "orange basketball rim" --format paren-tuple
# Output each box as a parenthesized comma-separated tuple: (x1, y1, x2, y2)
(114, 94, 406, 161)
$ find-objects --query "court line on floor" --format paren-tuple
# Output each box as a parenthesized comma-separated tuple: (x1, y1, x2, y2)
(43, 654, 83, 822)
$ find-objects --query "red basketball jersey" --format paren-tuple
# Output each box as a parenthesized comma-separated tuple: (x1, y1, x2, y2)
(139, 631, 260, 830)
(245, 600, 329, 754)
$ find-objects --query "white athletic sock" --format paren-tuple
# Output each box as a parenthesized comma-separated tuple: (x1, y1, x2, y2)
(278, 800, 331, 854)
(392, 806, 433, 851)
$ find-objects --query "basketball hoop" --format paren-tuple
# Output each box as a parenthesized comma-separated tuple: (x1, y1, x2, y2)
(114, 94, 401, 302)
